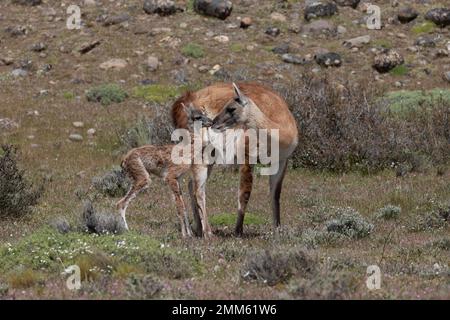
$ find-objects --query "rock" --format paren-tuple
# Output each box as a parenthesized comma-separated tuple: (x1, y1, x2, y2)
(87, 128, 96, 136)
(0, 118, 19, 131)
(281, 54, 308, 65)
(343, 35, 370, 48)
(270, 12, 287, 22)
(0, 57, 13, 65)
(265, 27, 280, 37)
(272, 43, 290, 54)
(444, 71, 450, 83)
(146, 56, 159, 71)
(315, 52, 342, 67)
(397, 7, 419, 23)
(78, 39, 101, 54)
(240, 17, 252, 29)
(12, 0, 41, 6)
(84, 0, 96, 6)
(209, 64, 221, 75)
(305, 2, 338, 21)
(103, 13, 130, 26)
(73, 122, 84, 128)
(213, 35, 229, 43)
(435, 49, 449, 58)
(193, 0, 233, 20)
(99, 58, 128, 70)
(425, 8, 450, 27)
(5, 25, 28, 37)
(334, 0, 359, 9)
(415, 36, 437, 48)
(30, 42, 46, 52)
(69, 134, 83, 142)
(11, 69, 28, 77)
(302, 19, 336, 34)
(372, 49, 404, 73)
(337, 25, 347, 34)
(143, 0, 178, 16)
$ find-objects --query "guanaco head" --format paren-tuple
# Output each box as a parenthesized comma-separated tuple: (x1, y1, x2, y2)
(211, 83, 256, 131)
(182, 103, 213, 129)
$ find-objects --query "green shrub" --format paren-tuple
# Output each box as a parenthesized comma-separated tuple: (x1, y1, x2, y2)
(412, 22, 436, 34)
(81, 201, 127, 235)
(86, 84, 128, 106)
(410, 204, 449, 232)
(376, 205, 401, 220)
(390, 65, 408, 76)
(0, 145, 43, 219)
(181, 43, 204, 58)
(91, 166, 130, 198)
(132, 85, 183, 104)
(325, 208, 374, 239)
(127, 274, 163, 299)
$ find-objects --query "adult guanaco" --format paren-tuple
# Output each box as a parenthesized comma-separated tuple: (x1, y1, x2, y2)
(171, 82, 298, 237)
(117, 103, 213, 238)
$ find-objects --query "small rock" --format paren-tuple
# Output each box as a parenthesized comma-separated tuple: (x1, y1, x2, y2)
(69, 134, 83, 142)
(415, 36, 437, 48)
(193, 0, 233, 20)
(12, 0, 42, 6)
(30, 42, 47, 52)
(11, 69, 28, 77)
(281, 54, 308, 65)
(315, 52, 342, 67)
(209, 64, 221, 75)
(73, 121, 84, 128)
(0, 118, 19, 131)
(372, 49, 404, 73)
(343, 35, 370, 48)
(143, 0, 179, 16)
(99, 58, 128, 70)
(435, 49, 449, 58)
(240, 17, 252, 29)
(272, 43, 290, 54)
(397, 7, 419, 24)
(214, 35, 229, 43)
(103, 13, 130, 26)
(87, 128, 96, 136)
(265, 27, 280, 37)
(302, 19, 336, 34)
(334, 0, 360, 9)
(337, 25, 347, 34)
(0, 57, 14, 65)
(146, 56, 159, 71)
(425, 8, 450, 27)
(78, 39, 101, 54)
(270, 12, 286, 22)
(305, 2, 338, 21)
(443, 71, 450, 83)
(198, 65, 209, 73)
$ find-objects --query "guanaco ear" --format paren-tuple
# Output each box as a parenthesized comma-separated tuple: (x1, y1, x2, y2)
(232, 82, 245, 103)
(182, 102, 193, 118)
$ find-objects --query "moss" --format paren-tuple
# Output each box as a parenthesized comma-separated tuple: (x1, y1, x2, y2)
(372, 39, 392, 49)
(63, 91, 75, 100)
(86, 84, 128, 106)
(230, 43, 244, 53)
(181, 43, 205, 58)
(132, 84, 185, 104)
(411, 21, 436, 34)
(209, 213, 267, 227)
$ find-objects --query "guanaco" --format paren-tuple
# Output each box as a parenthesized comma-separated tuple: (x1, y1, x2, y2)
(171, 82, 298, 236)
(117, 103, 213, 237)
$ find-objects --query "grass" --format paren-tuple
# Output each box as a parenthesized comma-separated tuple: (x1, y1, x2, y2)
(385, 89, 450, 113)
(209, 213, 267, 227)
(86, 84, 128, 106)
(181, 43, 205, 58)
(132, 84, 186, 104)
(411, 21, 436, 34)
(389, 65, 408, 77)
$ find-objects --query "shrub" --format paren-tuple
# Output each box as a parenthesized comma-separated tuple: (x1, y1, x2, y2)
(50, 217, 71, 234)
(411, 22, 436, 34)
(277, 74, 450, 172)
(127, 274, 163, 299)
(181, 43, 204, 58)
(376, 205, 401, 220)
(7, 268, 43, 289)
(86, 84, 128, 106)
(241, 248, 314, 286)
(0, 145, 43, 219)
(429, 238, 450, 251)
(301, 228, 347, 249)
(410, 203, 449, 231)
(390, 64, 408, 76)
(81, 201, 127, 235)
(325, 208, 373, 239)
(91, 166, 130, 197)
(120, 106, 173, 149)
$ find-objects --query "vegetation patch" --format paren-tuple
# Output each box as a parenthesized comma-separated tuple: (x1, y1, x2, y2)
(325, 208, 374, 239)
(210, 213, 267, 227)
(0, 228, 201, 279)
(411, 22, 436, 34)
(389, 64, 408, 76)
(92, 166, 130, 198)
(241, 248, 314, 286)
(0, 145, 43, 219)
(132, 85, 185, 104)
(181, 43, 205, 58)
(385, 89, 450, 113)
(375, 205, 401, 220)
(86, 84, 128, 106)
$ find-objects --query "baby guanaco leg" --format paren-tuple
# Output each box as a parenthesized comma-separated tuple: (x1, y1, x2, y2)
(165, 174, 193, 238)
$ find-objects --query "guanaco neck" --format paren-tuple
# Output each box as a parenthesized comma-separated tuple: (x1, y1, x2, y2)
(245, 102, 280, 131)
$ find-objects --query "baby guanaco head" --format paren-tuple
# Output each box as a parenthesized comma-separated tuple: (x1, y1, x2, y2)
(182, 103, 213, 130)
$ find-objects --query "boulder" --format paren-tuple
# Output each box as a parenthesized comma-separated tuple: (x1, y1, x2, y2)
(99, 58, 128, 70)
(343, 35, 370, 48)
(302, 19, 336, 34)
(315, 52, 342, 67)
(12, 0, 41, 6)
(425, 8, 450, 27)
(372, 49, 404, 73)
(334, 0, 360, 9)
(397, 7, 419, 24)
(143, 0, 178, 16)
(305, 2, 338, 21)
(193, 0, 233, 20)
